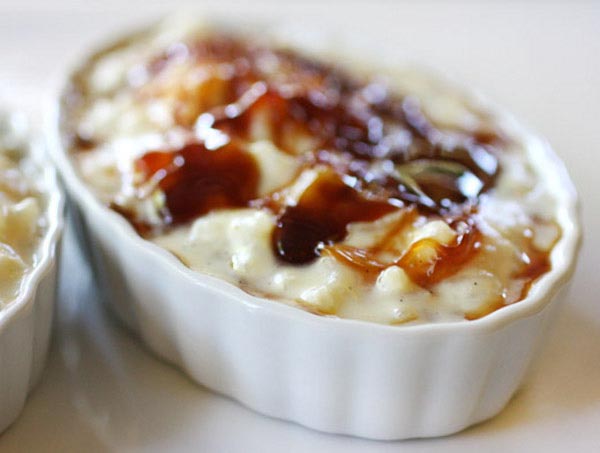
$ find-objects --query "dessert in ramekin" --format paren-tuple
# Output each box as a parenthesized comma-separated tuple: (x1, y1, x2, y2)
(51, 17, 580, 439)
(0, 112, 63, 433)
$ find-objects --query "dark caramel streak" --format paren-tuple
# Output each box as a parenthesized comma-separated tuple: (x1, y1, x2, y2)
(136, 142, 260, 225)
(272, 170, 397, 264)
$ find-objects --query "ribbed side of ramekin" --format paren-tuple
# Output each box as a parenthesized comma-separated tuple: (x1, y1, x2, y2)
(65, 189, 571, 439)
(0, 119, 64, 434)
(0, 262, 58, 433)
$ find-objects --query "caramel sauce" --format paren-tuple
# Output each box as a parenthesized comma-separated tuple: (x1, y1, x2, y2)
(71, 132, 97, 151)
(398, 224, 481, 287)
(517, 258, 551, 298)
(67, 32, 557, 314)
(272, 169, 397, 264)
(136, 142, 260, 225)
(126, 35, 501, 266)
(514, 240, 553, 301)
(322, 246, 387, 282)
(145, 35, 499, 193)
(321, 208, 416, 281)
(323, 215, 481, 288)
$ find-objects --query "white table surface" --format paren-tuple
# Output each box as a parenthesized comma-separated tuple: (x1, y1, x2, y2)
(0, 1, 599, 451)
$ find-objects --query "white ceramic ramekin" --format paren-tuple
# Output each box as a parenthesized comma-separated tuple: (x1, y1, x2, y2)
(48, 32, 581, 440)
(0, 113, 64, 434)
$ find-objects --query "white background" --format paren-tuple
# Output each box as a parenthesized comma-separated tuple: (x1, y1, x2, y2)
(0, 1, 599, 451)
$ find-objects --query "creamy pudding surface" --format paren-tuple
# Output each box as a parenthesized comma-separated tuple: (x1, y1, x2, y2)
(0, 116, 46, 307)
(61, 19, 561, 325)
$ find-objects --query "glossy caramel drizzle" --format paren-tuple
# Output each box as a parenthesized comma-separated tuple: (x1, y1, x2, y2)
(67, 33, 560, 306)
(272, 169, 397, 264)
(136, 142, 260, 225)
(323, 214, 482, 288)
(120, 35, 502, 268)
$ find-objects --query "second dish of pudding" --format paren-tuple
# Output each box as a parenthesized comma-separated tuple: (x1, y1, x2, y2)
(0, 117, 47, 307)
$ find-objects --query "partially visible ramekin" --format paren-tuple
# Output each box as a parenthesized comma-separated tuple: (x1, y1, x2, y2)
(0, 113, 64, 433)
(48, 25, 581, 440)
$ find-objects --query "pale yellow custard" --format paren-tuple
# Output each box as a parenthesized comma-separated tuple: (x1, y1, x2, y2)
(0, 115, 45, 306)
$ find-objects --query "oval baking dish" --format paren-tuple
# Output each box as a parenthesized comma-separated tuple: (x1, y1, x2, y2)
(0, 112, 64, 434)
(49, 18, 580, 439)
